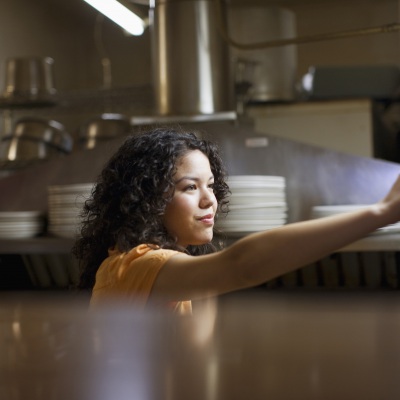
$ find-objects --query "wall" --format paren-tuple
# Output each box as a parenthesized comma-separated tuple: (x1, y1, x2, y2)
(0, 120, 399, 223)
(0, 0, 398, 147)
(291, 0, 400, 78)
(230, 0, 400, 81)
(0, 0, 397, 92)
(0, 0, 154, 144)
(0, 0, 151, 91)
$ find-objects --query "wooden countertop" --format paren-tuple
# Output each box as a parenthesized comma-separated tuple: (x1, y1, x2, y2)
(1, 291, 400, 399)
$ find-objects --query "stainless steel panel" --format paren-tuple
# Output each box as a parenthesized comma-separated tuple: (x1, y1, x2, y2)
(229, 6, 297, 102)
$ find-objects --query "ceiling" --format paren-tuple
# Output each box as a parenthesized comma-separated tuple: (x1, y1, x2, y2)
(42, 0, 394, 29)
(47, 0, 386, 19)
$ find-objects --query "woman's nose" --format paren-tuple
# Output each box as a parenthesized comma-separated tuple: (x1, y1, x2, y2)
(200, 188, 216, 208)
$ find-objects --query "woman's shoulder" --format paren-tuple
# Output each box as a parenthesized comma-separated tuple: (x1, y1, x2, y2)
(93, 244, 181, 295)
(108, 244, 180, 264)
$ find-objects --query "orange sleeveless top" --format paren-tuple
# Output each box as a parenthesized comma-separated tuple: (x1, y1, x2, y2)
(90, 244, 192, 314)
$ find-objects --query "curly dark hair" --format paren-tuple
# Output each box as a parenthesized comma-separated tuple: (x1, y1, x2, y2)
(72, 127, 230, 290)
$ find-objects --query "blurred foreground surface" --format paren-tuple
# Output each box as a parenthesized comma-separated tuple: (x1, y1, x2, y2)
(1, 291, 400, 400)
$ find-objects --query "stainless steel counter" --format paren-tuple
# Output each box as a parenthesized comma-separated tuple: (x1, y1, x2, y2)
(1, 233, 400, 255)
(1, 291, 400, 399)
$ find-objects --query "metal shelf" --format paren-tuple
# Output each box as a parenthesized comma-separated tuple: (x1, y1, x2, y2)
(0, 232, 399, 256)
(339, 234, 400, 252)
(0, 237, 74, 254)
(222, 232, 400, 252)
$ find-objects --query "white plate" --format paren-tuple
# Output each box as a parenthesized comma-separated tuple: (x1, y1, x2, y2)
(48, 204, 83, 210)
(217, 225, 283, 234)
(229, 196, 286, 205)
(48, 209, 80, 217)
(227, 206, 287, 214)
(228, 175, 285, 182)
(219, 216, 287, 223)
(48, 209, 80, 215)
(48, 204, 85, 212)
(48, 231, 80, 238)
(216, 231, 254, 238)
(49, 217, 80, 225)
(0, 221, 43, 229)
(228, 192, 286, 203)
(216, 218, 286, 230)
(228, 202, 288, 210)
(311, 204, 370, 218)
(0, 229, 43, 237)
(217, 213, 287, 224)
(48, 210, 80, 217)
(228, 181, 285, 189)
(215, 218, 286, 230)
(229, 190, 286, 196)
(48, 228, 79, 236)
(229, 187, 286, 196)
(0, 226, 42, 233)
(0, 231, 41, 239)
(370, 224, 400, 235)
(48, 183, 94, 194)
(0, 211, 43, 220)
(224, 211, 287, 219)
(48, 222, 79, 229)
(312, 204, 369, 211)
(48, 193, 89, 203)
(0, 229, 44, 237)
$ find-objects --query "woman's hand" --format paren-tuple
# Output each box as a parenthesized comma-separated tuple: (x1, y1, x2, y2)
(376, 174, 400, 225)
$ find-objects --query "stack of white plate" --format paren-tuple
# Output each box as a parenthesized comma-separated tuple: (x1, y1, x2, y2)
(215, 175, 287, 237)
(0, 211, 44, 239)
(47, 183, 94, 238)
(311, 204, 400, 235)
(311, 204, 370, 219)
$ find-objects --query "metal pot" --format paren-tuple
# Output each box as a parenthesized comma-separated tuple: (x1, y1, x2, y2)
(0, 117, 72, 163)
(79, 113, 131, 149)
(2, 57, 56, 101)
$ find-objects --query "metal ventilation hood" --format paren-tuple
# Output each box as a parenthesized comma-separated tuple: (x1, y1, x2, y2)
(144, 0, 236, 123)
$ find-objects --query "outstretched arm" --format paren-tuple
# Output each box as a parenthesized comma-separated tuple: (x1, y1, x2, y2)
(151, 175, 400, 302)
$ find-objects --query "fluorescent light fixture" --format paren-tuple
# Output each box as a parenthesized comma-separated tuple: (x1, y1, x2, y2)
(83, 0, 146, 36)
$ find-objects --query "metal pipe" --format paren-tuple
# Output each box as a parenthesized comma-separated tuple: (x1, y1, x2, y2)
(215, 0, 400, 50)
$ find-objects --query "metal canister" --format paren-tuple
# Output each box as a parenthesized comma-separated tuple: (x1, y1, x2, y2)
(150, 0, 233, 115)
(3, 57, 56, 99)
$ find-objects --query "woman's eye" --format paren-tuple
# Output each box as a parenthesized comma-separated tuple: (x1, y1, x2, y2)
(185, 184, 196, 191)
(208, 183, 215, 190)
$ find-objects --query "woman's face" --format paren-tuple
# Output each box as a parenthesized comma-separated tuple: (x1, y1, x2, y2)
(163, 150, 217, 248)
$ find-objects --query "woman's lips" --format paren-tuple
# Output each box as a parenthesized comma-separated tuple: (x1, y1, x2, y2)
(197, 214, 214, 224)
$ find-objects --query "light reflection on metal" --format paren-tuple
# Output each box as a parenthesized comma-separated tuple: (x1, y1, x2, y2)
(12, 321, 21, 340)
(8, 137, 18, 161)
(130, 111, 237, 125)
(191, 296, 218, 345)
(197, 1, 215, 114)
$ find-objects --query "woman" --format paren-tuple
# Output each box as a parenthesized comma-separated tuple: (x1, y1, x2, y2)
(73, 127, 400, 311)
